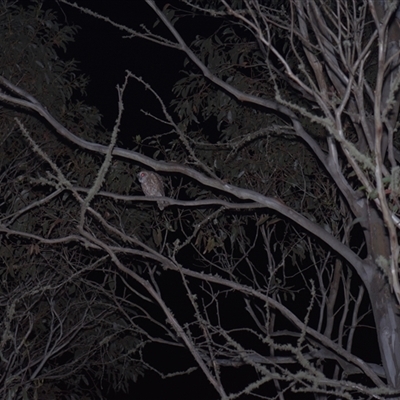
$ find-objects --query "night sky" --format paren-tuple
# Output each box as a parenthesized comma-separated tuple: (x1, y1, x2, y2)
(61, 0, 184, 136)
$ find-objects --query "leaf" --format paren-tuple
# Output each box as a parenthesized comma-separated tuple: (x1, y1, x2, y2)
(203, 236, 216, 254)
(153, 228, 163, 247)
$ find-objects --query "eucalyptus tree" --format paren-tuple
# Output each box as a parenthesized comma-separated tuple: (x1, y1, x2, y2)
(4, 0, 400, 398)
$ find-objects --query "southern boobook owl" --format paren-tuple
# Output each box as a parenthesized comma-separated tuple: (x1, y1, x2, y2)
(137, 170, 166, 210)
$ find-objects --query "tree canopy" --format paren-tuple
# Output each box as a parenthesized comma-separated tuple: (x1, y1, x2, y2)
(0, 2, 143, 398)
(2, 0, 400, 399)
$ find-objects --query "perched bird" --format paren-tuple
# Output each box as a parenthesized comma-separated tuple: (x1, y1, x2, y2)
(137, 170, 166, 210)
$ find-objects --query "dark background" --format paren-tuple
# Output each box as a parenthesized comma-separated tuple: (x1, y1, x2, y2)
(62, 1, 184, 136)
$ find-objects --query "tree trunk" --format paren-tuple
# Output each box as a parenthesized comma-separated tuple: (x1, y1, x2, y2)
(362, 205, 400, 388)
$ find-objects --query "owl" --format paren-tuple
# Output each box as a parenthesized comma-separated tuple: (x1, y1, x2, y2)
(137, 170, 166, 210)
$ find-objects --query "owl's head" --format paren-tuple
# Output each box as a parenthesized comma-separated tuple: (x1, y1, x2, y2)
(137, 171, 148, 183)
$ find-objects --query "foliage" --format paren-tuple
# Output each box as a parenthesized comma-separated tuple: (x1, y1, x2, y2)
(0, 2, 143, 399)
